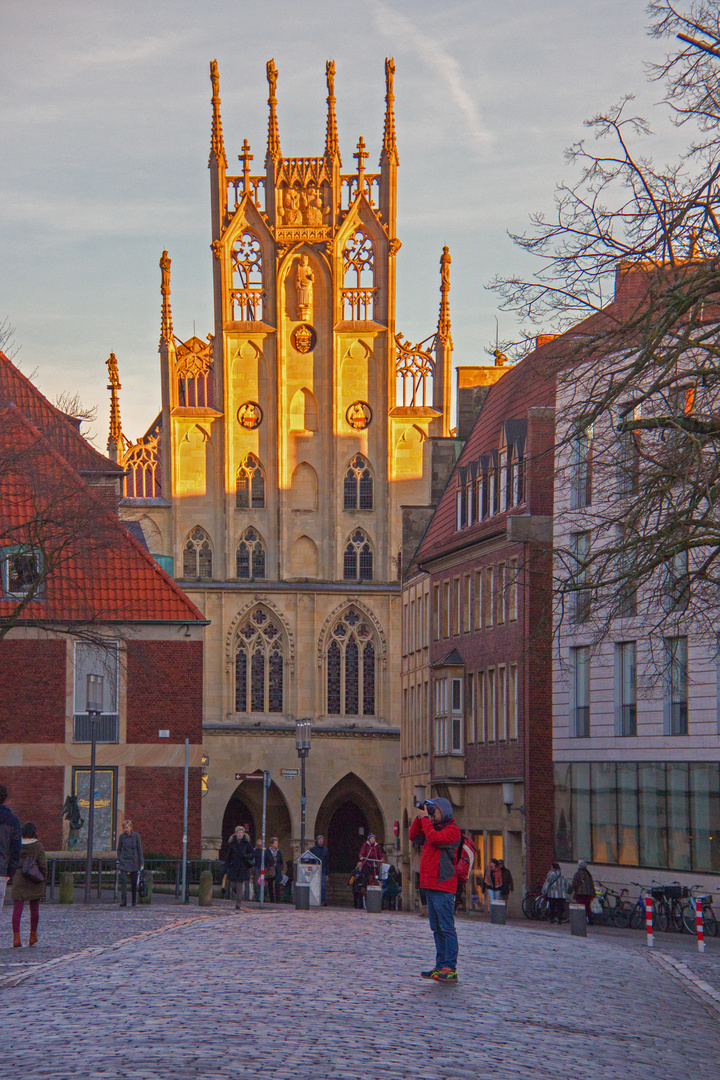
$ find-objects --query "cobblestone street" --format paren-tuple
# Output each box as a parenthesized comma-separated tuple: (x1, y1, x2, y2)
(1, 903, 718, 1079)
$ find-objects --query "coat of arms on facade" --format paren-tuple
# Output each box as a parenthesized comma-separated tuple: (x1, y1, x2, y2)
(291, 324, 317, 354)
(237, 401, 263, 429)
(346, 401, 372, 430)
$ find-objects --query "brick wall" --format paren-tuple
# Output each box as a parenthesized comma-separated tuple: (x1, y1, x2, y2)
(124, 766, 202, 858)
(125, 640, 203, 744)
(0, 639, 66, 743)
(0, 766, 64, 849)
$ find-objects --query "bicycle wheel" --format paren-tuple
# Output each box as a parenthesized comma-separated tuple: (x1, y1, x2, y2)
(657, 905, 670, 933)
(613, 902, 632, 929)
(704, 908, 718, 938)
(682, 902, 697, 935)
(670, 901, 685, 933)
(535, 896, 550, 921)
(630, 902, 644, 930)
(522, 893, 536, 920)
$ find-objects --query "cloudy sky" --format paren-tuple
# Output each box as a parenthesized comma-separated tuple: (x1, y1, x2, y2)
(1, 0, 690, 442)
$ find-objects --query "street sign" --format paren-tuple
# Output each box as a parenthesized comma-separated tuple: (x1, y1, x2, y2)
(235, 771, 264, 781)
(281, 768, 299, 777)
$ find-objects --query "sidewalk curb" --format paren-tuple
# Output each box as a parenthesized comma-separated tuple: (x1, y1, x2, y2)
(649, 951, 720, 1016)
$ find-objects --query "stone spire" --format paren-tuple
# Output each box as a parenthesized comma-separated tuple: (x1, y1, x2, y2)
(209, 59, 227, 168)
(380, 57, 398, 165)
(106, 353, 122, 461)
(159, 250, 173, 346)
(325, 60, 341, 164)
(437, 246, 453, 347)
(266, 59, 281, 163)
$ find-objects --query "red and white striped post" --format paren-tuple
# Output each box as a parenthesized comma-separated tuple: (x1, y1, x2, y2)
(696, 899, 705, 954)
(645, 896, 654, 948)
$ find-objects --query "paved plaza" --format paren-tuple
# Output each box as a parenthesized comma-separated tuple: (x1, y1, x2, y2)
(1, 902, 718, 1079)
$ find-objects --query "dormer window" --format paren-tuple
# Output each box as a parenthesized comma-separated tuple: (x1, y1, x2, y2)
(2, 547, 43, 598)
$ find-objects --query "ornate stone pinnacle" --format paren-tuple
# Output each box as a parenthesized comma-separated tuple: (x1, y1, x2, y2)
(354, 136, 368, 194)
(159, 250, 173, 346)
(381, 56, 398, 166)
(438, 246, 453, 346)
(106, 353, 122, 457)
(239, 139, 253, 195)
(266, 59, 281, 162)
(209, 59, 227, 168)
(325, 60, 341, 164)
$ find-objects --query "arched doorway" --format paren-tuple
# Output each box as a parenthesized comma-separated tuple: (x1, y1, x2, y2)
(314, 772, 385, 873)
(219, 777, 292, 862)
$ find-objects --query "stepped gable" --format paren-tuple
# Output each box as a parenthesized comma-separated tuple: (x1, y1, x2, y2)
(0, 350, 123, 478)
(0, 403, 206, 625)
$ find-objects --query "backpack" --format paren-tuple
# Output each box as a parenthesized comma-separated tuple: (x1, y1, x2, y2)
(455, 834, 475, 884)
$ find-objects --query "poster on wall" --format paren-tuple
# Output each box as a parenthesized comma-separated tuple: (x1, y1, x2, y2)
(72, 768, 117, 852)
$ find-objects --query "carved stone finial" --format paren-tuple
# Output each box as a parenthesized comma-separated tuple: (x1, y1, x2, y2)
(209, 59, 227, 168)
(266, 59, 281, 162)
(325, 59, 341, 164)
(106, 353, 122, 459)
(381, 56, 398, 166)
(354, 136, 369, 194)
(159, 250, 173, 346)
(437, 246, 453, 347)
(239, 139, 253, 195)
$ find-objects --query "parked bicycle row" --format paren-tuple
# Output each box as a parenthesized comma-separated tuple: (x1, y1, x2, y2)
(523, 861, 718, 937)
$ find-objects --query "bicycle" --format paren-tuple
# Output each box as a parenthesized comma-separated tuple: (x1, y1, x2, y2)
(628, 882, 658, 930)
(594, 883, 632, 928)
(522, 886, 542, 920)
(681, 886, 718, 937)
(650, 881, 685, 933)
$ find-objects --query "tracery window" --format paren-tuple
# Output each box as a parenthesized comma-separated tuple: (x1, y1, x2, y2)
(182, 526, 212, 580)
(236, 454, 265, 509)
(343, 454, 373, 511)
(236, 527, 266, 580)
(343, 529, 373, 582)
(326, 608, 376, 717)
(235, 608, 283, 714)
(230, 231, 264, 321)
(123, 421, 162, 499)
(342, 229, 375, 320)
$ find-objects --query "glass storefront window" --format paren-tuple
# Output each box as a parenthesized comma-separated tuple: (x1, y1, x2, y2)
(572, 762, 591, 861)
(691, 764, 720, 873)
(617, 762, 639, 865)
(639, 763, 668, 868)
(667, 762, 691, 870)
(591, 762, 618, 864)
(554, 763, 572, 862)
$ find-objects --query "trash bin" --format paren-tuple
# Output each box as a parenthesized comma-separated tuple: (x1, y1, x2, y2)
(295, 852, 322, 908)
(365, 885, 383, 913)
(569, 903, 587, 937)
(490, 900, 507, 925)
(294, 883, 310, 910)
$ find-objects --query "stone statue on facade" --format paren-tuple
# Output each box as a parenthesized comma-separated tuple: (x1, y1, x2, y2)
(295, 255, 314, 321)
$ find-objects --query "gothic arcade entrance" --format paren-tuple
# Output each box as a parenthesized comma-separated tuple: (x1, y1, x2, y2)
(314, 773, 385, 873)
(220, 777, 292, 861)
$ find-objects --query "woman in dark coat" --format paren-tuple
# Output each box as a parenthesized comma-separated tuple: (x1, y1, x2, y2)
(225, 825, 254, 909)
(11, 822, 47, 948)
(117, 820, 144, 907)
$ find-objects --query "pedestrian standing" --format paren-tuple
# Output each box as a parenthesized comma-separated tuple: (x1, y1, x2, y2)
(409, 798, 461, 984)
(498, 859, 514, 904)
(264, 837, 283, 903)
(571, 860, 596, 923)
(310, 834, 330, 906)
(383, 865, 401, 911)
(541, 862, 568, 923)
(349, 862, 366, 909)
(225, 825, 254, 910)
(358, 832, 383, 885)
(11, 822, 46, 947)
(484, 858, 502, 904)
(117, 820, 144, 907)
(0, 784, 21, 916)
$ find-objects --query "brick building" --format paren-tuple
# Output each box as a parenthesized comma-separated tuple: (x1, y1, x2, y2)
(401, 343, 556, 914)
(0, 353, 206, 857)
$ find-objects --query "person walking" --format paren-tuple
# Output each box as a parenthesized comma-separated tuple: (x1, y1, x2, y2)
(358, 832, 383, 885)
(310, 834, 330, 906)
(264, 837, 283, 903)
(0, 784, 21, 915)
(541, 862, 568, 923)
(11, 822, 46, 947)
(225, 825, 254, 910)
(483, 858, 502, 905)
(349, 861, 366, 909)
(409, 798, 461, 984)
(117, 820, 143, 907)
(498, 859, 514, 904)
(571, 859, 596, 923)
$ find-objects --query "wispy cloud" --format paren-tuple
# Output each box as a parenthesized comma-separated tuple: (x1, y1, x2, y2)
(63, 35, 179, 72)
(373, 2, 492, 148)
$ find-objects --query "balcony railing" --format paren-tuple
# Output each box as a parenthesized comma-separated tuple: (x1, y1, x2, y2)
(73, 714, 119, 744)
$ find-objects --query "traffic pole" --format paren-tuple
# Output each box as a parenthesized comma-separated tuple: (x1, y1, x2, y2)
(696, 898, 705, 953)
(645, 895, 654, 948)
(259, 770, 270, 905)
(181, 738, 189, 904)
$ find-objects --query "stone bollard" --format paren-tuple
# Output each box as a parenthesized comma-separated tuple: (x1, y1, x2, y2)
(198, 870, 213, 907)
(365, 886, 383, 913)
(59, 872, 74, 904)
(569, 903, 587, 937)
(139, 870, 154, 905)
(490, 900, 507, 925)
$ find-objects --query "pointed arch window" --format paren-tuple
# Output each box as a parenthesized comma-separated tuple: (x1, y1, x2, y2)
(326, 608, 376, 717)
(236, 454, 265, 509)
(235, 608, 283, 714)
(344, 454, 373, 511)
(344, 529, 373, 582)
(342, 229, 376, 320)
(183, 526, 212, 580)
(236, 527, 266, 580)
(230, 231, 264, 321)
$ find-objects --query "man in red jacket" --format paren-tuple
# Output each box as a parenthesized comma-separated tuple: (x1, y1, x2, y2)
(408, 797, 461, 983)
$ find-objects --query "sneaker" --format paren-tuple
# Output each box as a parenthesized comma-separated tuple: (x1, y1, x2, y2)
(433, 967, 458, 983)
(420, 968, 438, 980)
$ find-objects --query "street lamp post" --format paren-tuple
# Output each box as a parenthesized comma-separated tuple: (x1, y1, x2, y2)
(83, 673, 104, 905)
(295, 718, 311, 855)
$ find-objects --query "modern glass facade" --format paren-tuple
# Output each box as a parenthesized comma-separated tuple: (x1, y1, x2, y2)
(554, 762, 720, 873)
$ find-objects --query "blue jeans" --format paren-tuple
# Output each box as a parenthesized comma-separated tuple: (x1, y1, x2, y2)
(426, 889, 458, 970)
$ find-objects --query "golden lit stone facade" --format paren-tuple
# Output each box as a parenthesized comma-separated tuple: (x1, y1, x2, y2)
(117, 58, 453, 880)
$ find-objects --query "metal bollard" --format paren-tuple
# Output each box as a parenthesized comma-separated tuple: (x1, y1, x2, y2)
(569, 903, 587, 937)
(489, 900, 507, 925)
(696, 899, 705, 953)
(645, 895, 654, 948)
(295, 883, 310, 910)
